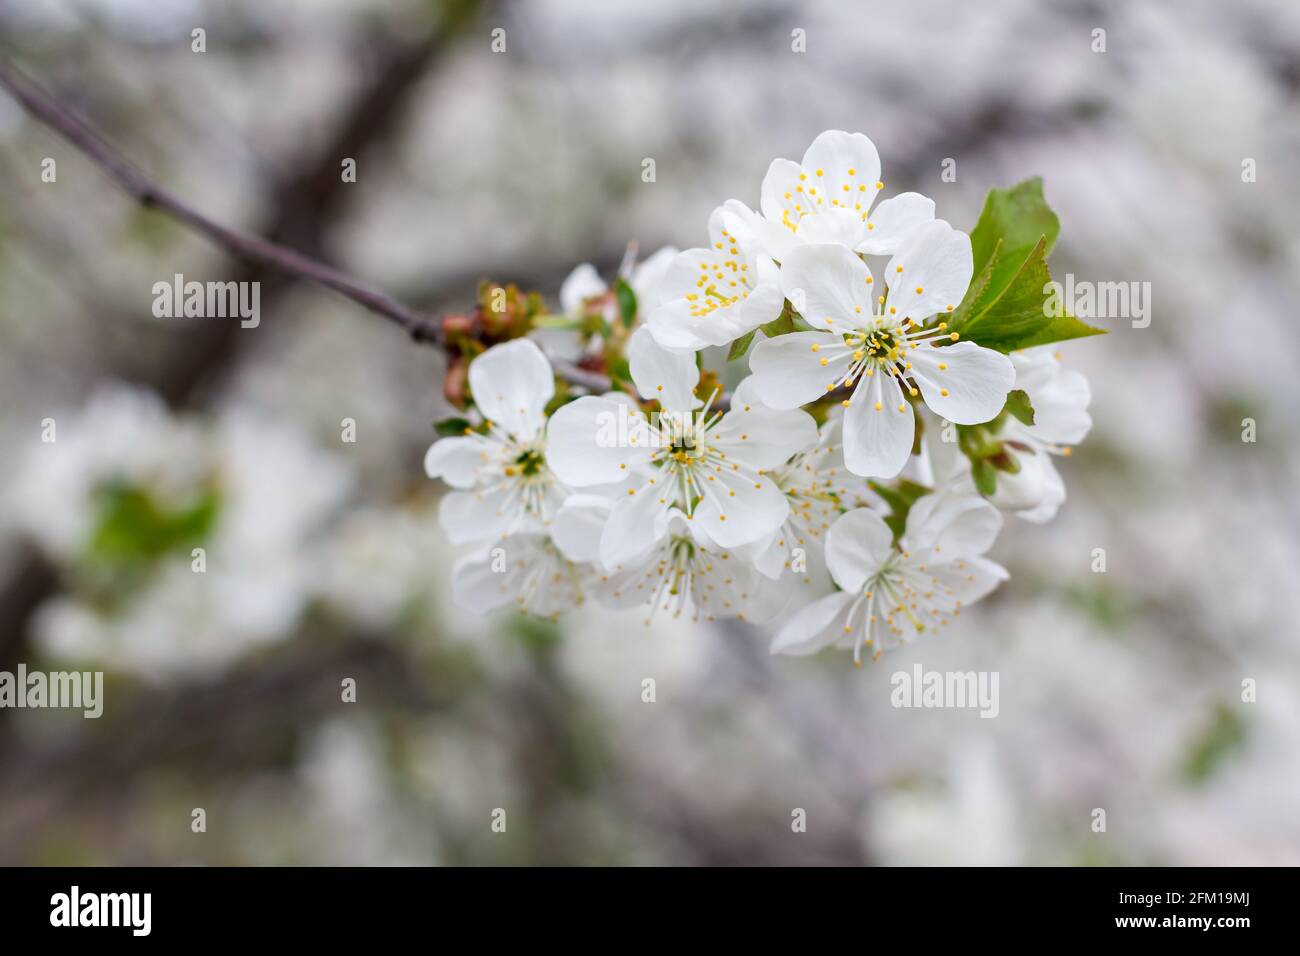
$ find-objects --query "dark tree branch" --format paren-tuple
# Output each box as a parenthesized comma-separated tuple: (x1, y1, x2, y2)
(0, 56, 614, 395)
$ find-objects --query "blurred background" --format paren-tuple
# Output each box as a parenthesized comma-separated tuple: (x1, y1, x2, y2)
(0, 0, 1297, 865)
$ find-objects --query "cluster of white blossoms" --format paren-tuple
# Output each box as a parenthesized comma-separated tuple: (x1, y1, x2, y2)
(425, 131, 1096, 664)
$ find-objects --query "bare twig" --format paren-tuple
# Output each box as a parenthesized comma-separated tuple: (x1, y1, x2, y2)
(0, 57, 613, 395)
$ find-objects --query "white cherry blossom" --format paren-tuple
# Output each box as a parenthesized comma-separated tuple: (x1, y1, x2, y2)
(450, 534, 587, 621)
(991, 348, 1092, 522)
(424, 339, 569, 544)
(771, 490, 1007, 665)
(552, 497, 780, 625)
(748, 410, 879, 608)
(745, 129, 936, 262)
(545, 330, 816, 567)
(645, 201, 784, 351)
(749, 228, 1015, 478)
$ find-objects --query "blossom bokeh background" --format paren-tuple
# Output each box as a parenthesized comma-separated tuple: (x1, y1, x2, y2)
(1, 0, 1297, 865)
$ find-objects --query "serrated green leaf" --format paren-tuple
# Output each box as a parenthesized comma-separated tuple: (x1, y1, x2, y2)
(433, 416, 474, 437)
(969, 178, 1059, 290)
(728, 330, 756, 361)
(613, 278, 637, 328)
(1004, 388, 1035, 426)
(950, 179, 1105, 353)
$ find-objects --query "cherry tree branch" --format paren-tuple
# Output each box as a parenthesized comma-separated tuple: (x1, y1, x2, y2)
(0, 57, 612, 395)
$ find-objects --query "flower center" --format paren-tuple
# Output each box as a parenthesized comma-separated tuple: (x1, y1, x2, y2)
(685, 229, 753, 319)
(511, 447, 545, 477)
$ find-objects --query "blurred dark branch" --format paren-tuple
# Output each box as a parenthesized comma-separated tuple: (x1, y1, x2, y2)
(0, 56, 612, 396)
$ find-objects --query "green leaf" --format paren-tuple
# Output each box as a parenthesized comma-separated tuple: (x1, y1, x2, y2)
(760, 312, 796, 338)
(970, 458, 998, 496)
(613, 278, 637, 329)
(433, 416, 474, 437)
(950, 179, 1105, 353)
(728, 330, 757, 361)
(968, 178, 1059, 296)
(90, 482, 220, 565)
(1182, 703, 1247, 785)
(1004, 388, 1036, 426)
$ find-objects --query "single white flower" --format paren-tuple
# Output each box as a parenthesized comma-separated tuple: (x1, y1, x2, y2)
(552, 498, 778, 624)
(645, 201, 784, 351)
(770, 491, 1007, 665)
(991, 348, 1092, 522)
(745, 129, 936, 262)
(424, 339, 569, 543)
(450, 534, 586, 621)
(749, 228, 1015, 478)
(546, 329, 817, 567)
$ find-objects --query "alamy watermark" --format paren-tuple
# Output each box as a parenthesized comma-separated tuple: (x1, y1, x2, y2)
(890, 664, 999, 718)
(152, 273, 260, 328)
(1044, 273, 1151, 328)
(0, 664, 103, 718)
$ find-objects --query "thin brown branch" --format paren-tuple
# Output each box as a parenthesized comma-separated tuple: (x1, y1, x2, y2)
(0, 57, 614, 395)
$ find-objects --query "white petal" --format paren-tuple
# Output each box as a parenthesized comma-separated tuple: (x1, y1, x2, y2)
(825, 508, 894, 592)
(794, 206, 870, 250)
(992, 449, 1066, 523)
(750, 213, 798, 262)
(711, 395, 818, 469)
(599, 479, 673, 568)
(1012, 350, 1092, 445)
(629, 245, 679, 312)
(904, 492, 1002, 559)
(927, 555, 1008, 610)
(857, 192, 935, 256)
(748, 527, 789, 580)
(770, 590, 855, 656)
(759, 158, 806, 225)
(468, 339, 555, 441)
(841, 373, 915, 478)
(910, 341, 1015, 425)
(438, 486, 515, 544)
(737, 254, 785, 330)
(883, 220, 973, 323)
(627, 325, 701, 412)
(749, 331, 854, 410)
(559, 263, 606, 316)
(800, 130, 881, 209)
(526, 327, 584, 363)
(545, 395, 651, 487)
(423, 434, 493, 489)
(711, 199, 764, 257)
(550, 494, 613, 563)
(694, 470, 789, 548)
(450, 547, 518, 613)
(646, 247, 763, 351)
(779, 243, 874, 333)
